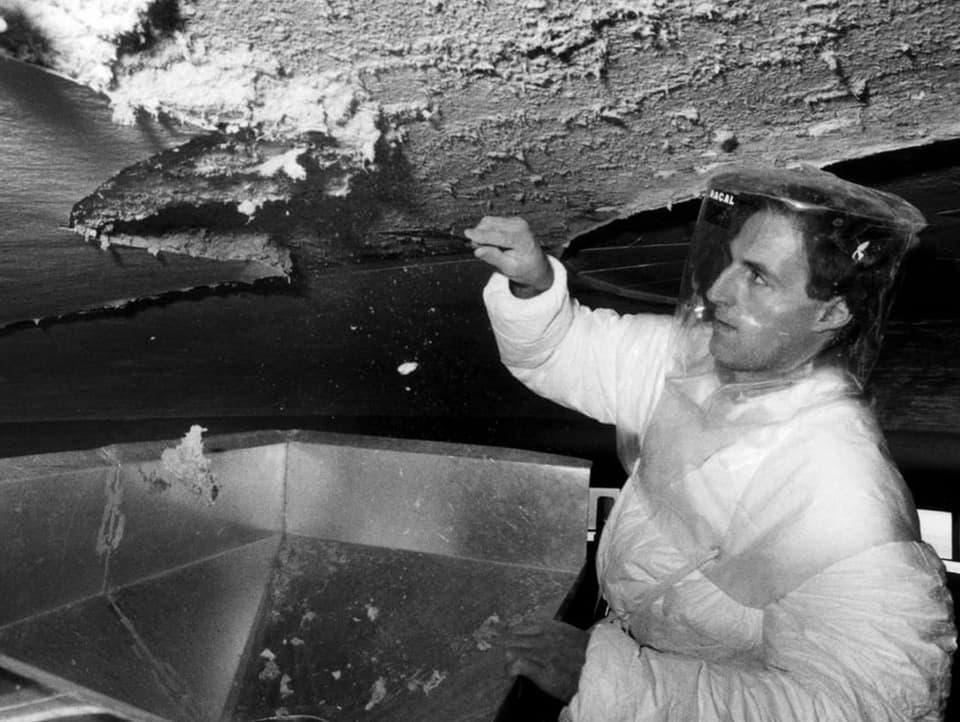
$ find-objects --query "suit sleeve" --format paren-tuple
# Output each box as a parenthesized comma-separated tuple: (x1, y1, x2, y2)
(482, 256, 672, 431)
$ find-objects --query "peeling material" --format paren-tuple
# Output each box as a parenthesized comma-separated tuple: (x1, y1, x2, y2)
(6, 0, 960, 276)
(0, 0, 155, 91)
(255, 147, 309, 180)
(67, 132, 365, 276)
(159, 425, 219, 504)
(808, 115, 859, 137)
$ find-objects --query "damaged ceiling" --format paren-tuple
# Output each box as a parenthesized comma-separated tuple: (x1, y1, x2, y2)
(0, 0, 958, 448)
(2, 0, 960, 320)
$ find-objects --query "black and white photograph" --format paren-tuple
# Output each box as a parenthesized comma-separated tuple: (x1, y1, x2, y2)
(0, 1, 958, 720)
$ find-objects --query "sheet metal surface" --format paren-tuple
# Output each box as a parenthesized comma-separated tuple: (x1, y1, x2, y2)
(285, 437, 590, 571)
(108, 443, 287, 589)
(0, 431, 591, 721)
(0, 536, 280, 721)
(233, 535, 577, 722)
(0, 466, 116, 626)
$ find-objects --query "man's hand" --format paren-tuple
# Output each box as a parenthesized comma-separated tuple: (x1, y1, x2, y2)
(465, 216, 554, 298)
(501, 620, 589, 703)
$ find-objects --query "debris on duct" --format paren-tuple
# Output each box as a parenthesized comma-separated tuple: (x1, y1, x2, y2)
(159, 424, 219, 504)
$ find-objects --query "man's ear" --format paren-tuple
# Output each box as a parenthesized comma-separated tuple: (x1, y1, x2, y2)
(814, 296, 851, 333)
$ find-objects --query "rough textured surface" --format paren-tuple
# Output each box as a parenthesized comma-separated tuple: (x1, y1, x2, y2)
(4, 0, 960, 271)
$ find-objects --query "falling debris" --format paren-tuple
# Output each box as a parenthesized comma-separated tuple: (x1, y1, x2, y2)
(365, 603, 380, 622)
(397, 361, 419, 376)
(160, 425, 220, 503)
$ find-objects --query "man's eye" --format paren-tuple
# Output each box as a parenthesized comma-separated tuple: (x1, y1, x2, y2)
(749, 269, 767, 286)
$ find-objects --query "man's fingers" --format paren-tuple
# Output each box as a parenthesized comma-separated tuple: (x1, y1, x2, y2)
(473, 215, 530, 233)
(465, 216, 534, 250)
(504, 620, 579, 642)
(501, 622, 553, 650)
(505, 654, 547, 681)
(472, 245, 503, 263)
(505, 652, 580, 703)
(463, 228, 502, 247)
(466, 216, 551, 292)
(498, 620, 588, 704)
(463, 224, 515, 247)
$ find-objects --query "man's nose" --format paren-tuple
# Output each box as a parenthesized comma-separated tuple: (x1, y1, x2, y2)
(706, 265, 736, 306)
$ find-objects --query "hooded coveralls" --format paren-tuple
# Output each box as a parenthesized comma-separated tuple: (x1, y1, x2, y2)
(484, 257, 956, 721)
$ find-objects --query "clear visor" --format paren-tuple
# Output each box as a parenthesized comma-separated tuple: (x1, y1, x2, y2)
(671, 168, 924, 386)
(617, 167, 922, 477)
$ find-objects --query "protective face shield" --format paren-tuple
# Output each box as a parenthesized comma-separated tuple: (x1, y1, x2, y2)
(611, 168, 927, 604)
(673, 165, 925, 386)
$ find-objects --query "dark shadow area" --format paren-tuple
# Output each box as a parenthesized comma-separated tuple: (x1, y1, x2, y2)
(0, 53, 122, 155)
(0, 274, 299, 338)
(827, 137, 960, 322)
(561, 199, 699, 308)
(115, 0, 186, 56)
(0, 6, 51, 64)
(827, 137, 960, 187)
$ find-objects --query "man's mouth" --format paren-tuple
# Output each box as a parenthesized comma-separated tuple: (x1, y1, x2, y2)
(712, 315, 736, 331)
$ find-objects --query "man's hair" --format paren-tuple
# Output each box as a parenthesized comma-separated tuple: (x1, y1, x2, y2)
(792, 207, 917, 379)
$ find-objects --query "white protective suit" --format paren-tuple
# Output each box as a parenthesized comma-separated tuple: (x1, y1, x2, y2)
(483, 257, 956, 721)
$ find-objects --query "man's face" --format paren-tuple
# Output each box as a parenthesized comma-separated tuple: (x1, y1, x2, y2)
(705, 209, 839, 382)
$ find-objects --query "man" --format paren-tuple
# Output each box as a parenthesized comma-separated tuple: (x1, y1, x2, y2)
(465, 166, 956, 721)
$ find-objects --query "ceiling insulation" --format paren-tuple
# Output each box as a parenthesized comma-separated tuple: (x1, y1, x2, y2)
(3, 0, 960, 292)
